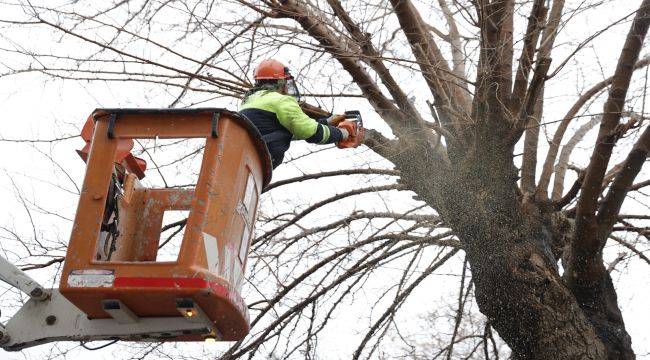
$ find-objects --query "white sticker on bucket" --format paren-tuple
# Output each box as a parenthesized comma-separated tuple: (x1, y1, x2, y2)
(203, 232, 219, 273)
(67, 269, 115, 288)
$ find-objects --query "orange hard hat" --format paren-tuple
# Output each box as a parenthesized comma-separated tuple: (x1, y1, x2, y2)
(254, 59, 290, 80)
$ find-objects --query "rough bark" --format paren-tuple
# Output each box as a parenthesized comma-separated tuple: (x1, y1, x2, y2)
(439, 138, 607, 359)
(521, 90, 544, 193)
(369, 127, 607, 359)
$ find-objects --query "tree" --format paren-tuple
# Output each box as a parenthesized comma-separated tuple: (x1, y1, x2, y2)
(1, 0, 649, 359)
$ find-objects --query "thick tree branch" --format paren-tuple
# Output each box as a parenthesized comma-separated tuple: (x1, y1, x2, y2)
(389, 0, 471, 134)
(520, 90, 544, 192)
(510, 0, 565, 139)
(597, 125, 650, 234)
(551, 116, 602, 201)
(437, 0, 467, 80)
(326, 0, 420, 118)
(572, 1, 650, 268)
(512, 0, 547, 112)
(273, 1, 401, 125)
(564, 2, 650, 357)
(537, 56, 650, 198)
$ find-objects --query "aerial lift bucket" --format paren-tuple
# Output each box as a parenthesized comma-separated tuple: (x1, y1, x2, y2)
(55, 109, 272, 343)
(1, 108, 271, 350)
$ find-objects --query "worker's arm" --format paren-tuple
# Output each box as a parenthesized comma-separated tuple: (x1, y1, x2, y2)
(318, 114, 346, 126)
(275, 95, 345, 144)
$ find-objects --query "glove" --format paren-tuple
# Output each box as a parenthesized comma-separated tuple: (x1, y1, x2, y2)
(339, 127, 350, 140)
(326, 114, 347, 126)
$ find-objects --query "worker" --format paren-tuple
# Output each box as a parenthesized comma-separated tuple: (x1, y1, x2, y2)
(239, 59, 349, 168)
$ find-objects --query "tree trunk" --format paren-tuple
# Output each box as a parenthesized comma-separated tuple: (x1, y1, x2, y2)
(382, 137, 608, 359)
(443, 150, 607, 358)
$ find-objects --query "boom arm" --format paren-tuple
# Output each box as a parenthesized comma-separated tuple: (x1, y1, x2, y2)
(0, 253, 216, 351)
(1, 290, 216, 351)
(0, 255, 48, 301)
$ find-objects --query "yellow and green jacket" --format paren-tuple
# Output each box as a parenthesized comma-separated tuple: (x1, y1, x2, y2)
(239, 90, 343, 168)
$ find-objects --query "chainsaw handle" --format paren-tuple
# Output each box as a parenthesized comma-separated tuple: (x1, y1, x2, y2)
(344, 110, 362, 126)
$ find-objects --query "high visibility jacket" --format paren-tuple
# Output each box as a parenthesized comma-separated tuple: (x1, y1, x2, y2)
(239, 90, 343, 168)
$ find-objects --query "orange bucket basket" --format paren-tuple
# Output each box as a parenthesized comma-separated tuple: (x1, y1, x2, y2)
(59, 108, 272, 341)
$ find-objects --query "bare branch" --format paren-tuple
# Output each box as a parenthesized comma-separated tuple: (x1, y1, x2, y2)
(537, 56, 650, 198)
(551, 116, 602, 201)
(266, 168, 400, 191)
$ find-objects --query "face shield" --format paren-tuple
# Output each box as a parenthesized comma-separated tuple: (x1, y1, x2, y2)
(283, 68, 301, 102)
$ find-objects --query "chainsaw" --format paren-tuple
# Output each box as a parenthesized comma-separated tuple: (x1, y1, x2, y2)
(336, 110, 365, 149)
